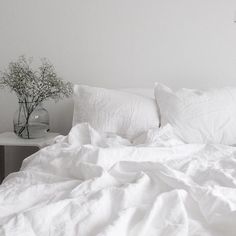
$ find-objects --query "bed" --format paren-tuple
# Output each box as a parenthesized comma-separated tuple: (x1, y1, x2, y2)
(0, 84, 236, 236)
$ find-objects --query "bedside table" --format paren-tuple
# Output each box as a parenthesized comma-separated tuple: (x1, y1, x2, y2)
(0, 132, 59, 183)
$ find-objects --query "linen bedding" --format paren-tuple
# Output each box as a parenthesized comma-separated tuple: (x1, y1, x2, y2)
(0, 123, 236, 236)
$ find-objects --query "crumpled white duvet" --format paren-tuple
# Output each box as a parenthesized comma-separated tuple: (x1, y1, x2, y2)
(1, 123, 236, 236)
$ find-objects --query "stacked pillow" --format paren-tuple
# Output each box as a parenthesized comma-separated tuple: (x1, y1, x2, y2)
(155, 83, 236, 145)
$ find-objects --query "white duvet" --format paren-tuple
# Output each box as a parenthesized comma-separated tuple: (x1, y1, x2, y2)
(0, 123, 236, 236)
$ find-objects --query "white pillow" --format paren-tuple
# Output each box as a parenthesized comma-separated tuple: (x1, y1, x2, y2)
(73, 85, 159, 139)
(155, 83, 236, 145)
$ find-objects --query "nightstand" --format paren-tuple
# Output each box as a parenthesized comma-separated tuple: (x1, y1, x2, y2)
(0, 132, 59, 183)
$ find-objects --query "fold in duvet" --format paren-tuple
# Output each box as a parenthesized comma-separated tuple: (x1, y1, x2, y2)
(0, 123, 236, 236)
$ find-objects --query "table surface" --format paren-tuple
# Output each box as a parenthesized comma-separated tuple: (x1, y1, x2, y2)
(0, 132, 60, 148)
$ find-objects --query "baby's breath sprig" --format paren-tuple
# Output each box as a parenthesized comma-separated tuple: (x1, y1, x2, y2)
(0, 55, 73, 138)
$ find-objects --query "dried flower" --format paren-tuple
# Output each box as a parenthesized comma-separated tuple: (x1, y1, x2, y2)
(0, 55, 73, 138)
(0, 55, 72, 108)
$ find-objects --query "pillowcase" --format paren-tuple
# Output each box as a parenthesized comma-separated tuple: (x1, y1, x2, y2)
(73, 85, 159, 139)
(155, 83, 236, 145)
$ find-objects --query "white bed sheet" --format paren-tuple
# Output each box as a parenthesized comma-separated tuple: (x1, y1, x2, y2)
(0, 123, 236, 236)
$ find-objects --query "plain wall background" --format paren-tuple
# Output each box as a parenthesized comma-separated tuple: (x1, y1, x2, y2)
(1, 0, 236, 174)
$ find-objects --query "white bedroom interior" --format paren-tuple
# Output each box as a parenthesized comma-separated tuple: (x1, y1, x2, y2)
(1, 0, 236, 178)
(1, 1, 236, 235)
(1, 0, 236, 133)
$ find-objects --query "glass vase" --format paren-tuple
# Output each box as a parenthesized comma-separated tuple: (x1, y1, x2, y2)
(13, 102, 50, 139)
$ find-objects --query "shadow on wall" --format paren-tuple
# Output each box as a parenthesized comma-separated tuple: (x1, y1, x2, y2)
(45, 98, 74, 135)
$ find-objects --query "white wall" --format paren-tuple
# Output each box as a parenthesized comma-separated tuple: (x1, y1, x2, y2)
(1, 0, 236, 173)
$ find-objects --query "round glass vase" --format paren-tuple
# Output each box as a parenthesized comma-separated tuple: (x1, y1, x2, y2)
(13, 102, 50, 139)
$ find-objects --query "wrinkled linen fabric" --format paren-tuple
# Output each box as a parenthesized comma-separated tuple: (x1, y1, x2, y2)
(155, 83, 236, 145)
(73, 85, 159, 139)
(0, 123, 236, 236)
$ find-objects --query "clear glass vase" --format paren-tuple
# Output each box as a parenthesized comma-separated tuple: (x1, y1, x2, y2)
(13, 102, 50, 139)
